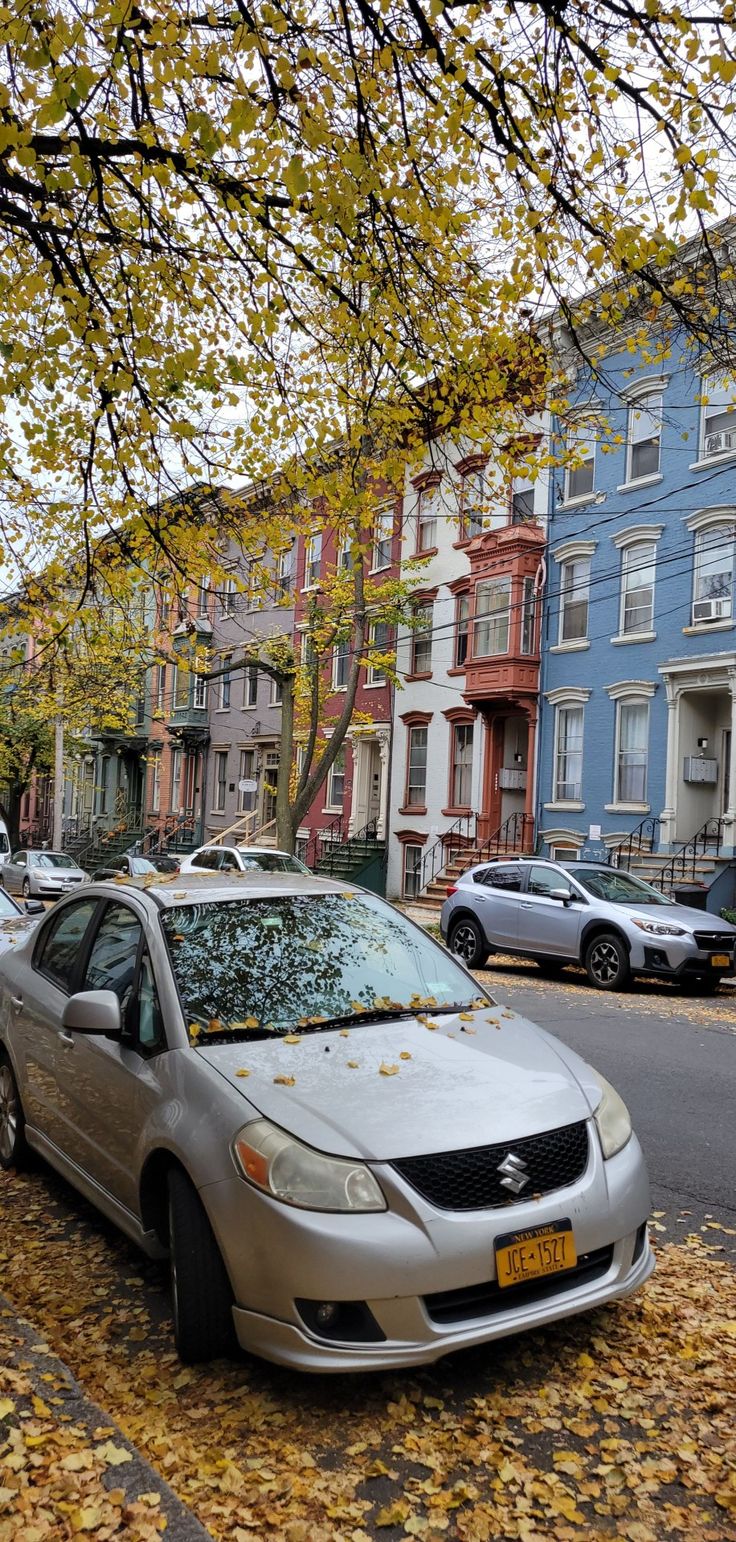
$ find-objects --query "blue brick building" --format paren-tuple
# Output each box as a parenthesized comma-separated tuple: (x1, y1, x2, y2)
(536, 316, 736, 906)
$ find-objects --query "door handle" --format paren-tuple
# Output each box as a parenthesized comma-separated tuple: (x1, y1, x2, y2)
(521, 903, 533, 909)
(10, 995, 23, 1012)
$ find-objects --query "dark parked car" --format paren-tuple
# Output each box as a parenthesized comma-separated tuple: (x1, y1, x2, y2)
(92, 855, 158, 882)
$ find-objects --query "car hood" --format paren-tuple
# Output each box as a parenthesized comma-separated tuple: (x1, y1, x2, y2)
(0, 916, 39, 955)
(620, 902, 736, 933)
(198, 1007, 601, 1160)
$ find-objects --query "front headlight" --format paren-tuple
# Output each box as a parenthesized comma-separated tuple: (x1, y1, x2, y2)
(233, 1119, 387, 1213)
(593, 1075, 632, 1159)
(632, 918, 687, 937)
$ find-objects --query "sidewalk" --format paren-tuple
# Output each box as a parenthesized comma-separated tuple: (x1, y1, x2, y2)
(0, 1295, 211, 1542)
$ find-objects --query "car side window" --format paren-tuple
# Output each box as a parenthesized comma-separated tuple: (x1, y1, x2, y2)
(191, 852, 207, 869)
(35, 899, 99, 992)
(12, 851, 26, 867)
(136, 948, 166, 1053)
(221, 852, 239, 871)
(82, 902, 143, 1022)
(482, 865, 523, 892)
(527, 865, 575, 898)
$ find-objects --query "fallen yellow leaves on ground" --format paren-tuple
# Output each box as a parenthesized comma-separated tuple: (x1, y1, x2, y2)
(1, 1169, 736, 1541)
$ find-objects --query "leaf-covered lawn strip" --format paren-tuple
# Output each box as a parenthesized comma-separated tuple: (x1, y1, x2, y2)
(1, 1170, 736, 1541)
(472, 960, 736, 1032)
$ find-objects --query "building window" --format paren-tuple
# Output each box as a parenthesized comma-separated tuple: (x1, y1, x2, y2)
(219, 657, 232, 710)
(474, 578, 511, 656)
(460, 467, 485, 540)
(276, 545, 295, 598)
(565, 422, 596, 501)
(326, 747, 346, 810)
(511, 481, 535, 524)
(197, 578, 210, 618)
(559, 558, 590, 643)
(332, 637, 350, 689)
(304, 532, 322, 588)
(238, 748, 257, 813)
(170, 748, 183, 812)
(692, 526, 734, 623)
(628, 392, 662, 481)
(521, 576, 537, 654)
(367, 621, 391, 685)
(554, 705, 584, 802)
(701, 375, 736, 458)
(262, 751, 279, 825)
(213, 751, 228, 812)
(410, 601, 433, 674)
(218, 576, 236, 618)
(149, 754, 161, 814)
(403, 843, 423, 900)
(406, 726, 428, 807)
(416, 482, 439, 552)
(173, 666, 189, 710)
(620, 542, 656, 635)
(156, 664, 167, 713)
(336, 538, 353, 571)
(242, 664, 257, 708)
(615, 701, 649, 804)
(455, 593, 470, 666)
(372, 506, 394, 570)
(269, 674, 283, 706)
(450, 724, 473, 807)
(193, 673, 208, 710)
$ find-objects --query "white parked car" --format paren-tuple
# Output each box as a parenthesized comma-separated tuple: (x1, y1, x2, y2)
(178, 844, 310, 876)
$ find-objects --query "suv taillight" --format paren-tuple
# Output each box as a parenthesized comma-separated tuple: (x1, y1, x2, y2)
(446, 885, 457, 897)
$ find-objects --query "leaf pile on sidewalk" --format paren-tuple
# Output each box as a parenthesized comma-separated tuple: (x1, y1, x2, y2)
(2, 1170, 736, 1541)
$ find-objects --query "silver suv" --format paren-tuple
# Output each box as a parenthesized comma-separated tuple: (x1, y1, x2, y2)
(441, 859, 736, 992)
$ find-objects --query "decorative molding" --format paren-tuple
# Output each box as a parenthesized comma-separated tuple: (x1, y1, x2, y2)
(611, 524, 665, 548)
(442, 706, 476, 724)
(550, 639, 591, 654)
(551, 539, 596, 565)
(395, 828, 430, 845)
(615, 473, 663, 494)
(619, 373, 669, 401)
(604, 680, 657, 701)
(454, 451, 488, 477)
(399, 709, 433, 726)
(411, 468, 442, 492)
(684, 504, 736, 534)
(544, 687, 592, 706)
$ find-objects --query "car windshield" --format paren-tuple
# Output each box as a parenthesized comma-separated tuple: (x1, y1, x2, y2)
(238, 852, 309, 873)
(0, 888, 20, 917)
(30, 852, 79, 869)
(571, 867, 674, 906)
(162, 893, 484, 1036)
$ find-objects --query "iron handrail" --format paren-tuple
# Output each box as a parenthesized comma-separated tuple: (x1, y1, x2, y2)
(316, 816, 381, 877)
(305, 812, 345, 871)
(474, 810, 535, 867)
(607, 815, 661, 869)
(417, 812, 477, 896)
(652, 816, 725, 892)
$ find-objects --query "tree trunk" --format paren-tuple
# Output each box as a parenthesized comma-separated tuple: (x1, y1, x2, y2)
(276, 675, 297, 852)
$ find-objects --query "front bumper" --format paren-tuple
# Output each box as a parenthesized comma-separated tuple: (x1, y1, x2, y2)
(630, 935, 735, 979)
(202, 1122, 652, 1372)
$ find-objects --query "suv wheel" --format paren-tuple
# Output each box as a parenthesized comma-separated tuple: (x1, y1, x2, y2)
(448, 916, 489, 970)
(584, 932, 631, 991)
(0, 1055, 29, 1171)
(168, 1168, 236, 1363)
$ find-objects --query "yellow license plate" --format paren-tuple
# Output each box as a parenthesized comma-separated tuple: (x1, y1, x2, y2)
(710, 954, 730, 967)
(495, 1219, 576, 1288)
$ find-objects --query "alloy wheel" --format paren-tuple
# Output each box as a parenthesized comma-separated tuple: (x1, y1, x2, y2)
(0, 1065, 17, 1163)
(451, 924, 478, 964)
(589, 940, 620, 985)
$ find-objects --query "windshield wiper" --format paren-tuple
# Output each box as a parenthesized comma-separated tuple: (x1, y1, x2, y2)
(191, 1003, 483, 1045)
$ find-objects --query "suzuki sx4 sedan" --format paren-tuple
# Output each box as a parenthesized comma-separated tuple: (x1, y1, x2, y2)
(0, 873, 653, 1369)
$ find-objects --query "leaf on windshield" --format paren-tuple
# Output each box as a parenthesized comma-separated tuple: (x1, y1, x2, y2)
(273, 1075, 296, 1087)
(379, 1063, 399, 1076)
(206, 1018, 223, 1033)
(188, 1023, 201, 1039)
(458, 1012, 474, 1021)
(399, 1052, 412, 1061)
(461, 1026, 477, 1035)
(235, 1069, 251, 1078)
(339, 1029, 351, 1037)
(282, 1035, 302, 1045)
(346, 1060, 360, 1069)
(350, 1001, 367, 1012)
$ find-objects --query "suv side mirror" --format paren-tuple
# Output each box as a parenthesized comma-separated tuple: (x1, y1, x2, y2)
(62, 989, 122, 1038)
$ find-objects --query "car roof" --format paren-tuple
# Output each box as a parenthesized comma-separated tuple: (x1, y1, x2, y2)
(84, 870, 353, 909)
(474, 857, 609, 872)
(24, 849, 74, 859)
(201, 845, 296, 857)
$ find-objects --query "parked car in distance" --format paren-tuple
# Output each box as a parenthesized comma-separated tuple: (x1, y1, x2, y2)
(92, 854, 159, 882)
(0, 849, 90, 900)
(0, 870, 652, 1369)
(0, 818, 10, 867)
(0, 885, 45, 959)
(150, 854, 181, 874)
(178, 844, 310, 876)
(441, 858, 736, 993)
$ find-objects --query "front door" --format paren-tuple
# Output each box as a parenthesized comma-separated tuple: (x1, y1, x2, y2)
(367, 742, 382, 827)
(722, 729, 732, 815)
(517, 865, 585, 958)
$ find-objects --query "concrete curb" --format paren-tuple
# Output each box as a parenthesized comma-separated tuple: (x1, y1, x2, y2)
(0, 1294, 212, 1540)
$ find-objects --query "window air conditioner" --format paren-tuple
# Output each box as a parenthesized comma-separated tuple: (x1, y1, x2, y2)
(705, 430, 736, 456)
(692, 596, 732, 623)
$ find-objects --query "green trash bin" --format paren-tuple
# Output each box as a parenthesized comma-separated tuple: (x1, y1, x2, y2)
(672, 883, 708, 910)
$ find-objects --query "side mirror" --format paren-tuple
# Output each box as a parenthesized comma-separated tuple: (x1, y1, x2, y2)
(24, 898, 45, 915)
(549, 888, 574, 904)
(62, 989, 122, 1038)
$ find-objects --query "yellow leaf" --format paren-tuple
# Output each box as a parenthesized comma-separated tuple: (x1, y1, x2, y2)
(96, 1440, 133, 1466)
(0, 1399, 15, 1418)
(399, 1051, 412, 1060)
(274, 1075, 296, 1086)
(347, 1060, 360, 1068)
(379, 1062, 399, 1076)
(235, 1068, 251, 1078)
(282, 1034, 302, 1045)
(375, 1498, 411, 1527)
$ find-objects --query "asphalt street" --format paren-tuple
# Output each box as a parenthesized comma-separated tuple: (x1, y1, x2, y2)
(479, 957, 736, 1242)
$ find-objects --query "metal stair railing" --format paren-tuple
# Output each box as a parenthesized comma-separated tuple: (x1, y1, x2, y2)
(651, 816, 725, 893)
(474, 810, 535, 867)
(417, 812, 477, 897)
(316, 817, 381, 878)
(308, 814, 345, 872)
(139, 807, 196, 858)
(607, 815, 661, 870)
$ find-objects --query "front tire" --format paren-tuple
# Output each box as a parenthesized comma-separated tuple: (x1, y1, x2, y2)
(584, 932, 631, 991)
(0, 1055, 29, 1171)
(22, 877, 30, 899)
(167, 1167, 235, 1363)
(448, 916, 489, 970)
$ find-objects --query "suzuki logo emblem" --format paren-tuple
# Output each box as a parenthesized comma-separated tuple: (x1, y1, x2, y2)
(497, 1152, 529, 1194)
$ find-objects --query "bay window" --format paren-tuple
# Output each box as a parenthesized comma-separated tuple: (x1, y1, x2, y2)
(474, 578, 511, 656)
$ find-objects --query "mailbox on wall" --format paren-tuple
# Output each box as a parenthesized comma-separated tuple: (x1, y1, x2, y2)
(682, 756, 718, 784)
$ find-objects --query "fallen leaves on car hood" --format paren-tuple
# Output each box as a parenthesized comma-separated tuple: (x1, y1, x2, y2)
(1, 1170, 735, 1540)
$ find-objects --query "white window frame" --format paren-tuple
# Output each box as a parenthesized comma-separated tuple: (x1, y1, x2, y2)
(367, 620, 390, 685)
(416, 482, 439, 552)
(564, 419, 596, 503)
(410, 601, 433, 675)
(197, 577, 211, 618)
(700, 374, 736, 460)
(326, 747, 346, 811)
(149, 752, 162, 814)
(450, 723, 474, 808)
(173, 665, 189, 711)
(692, 523, 735, 625)
(553, 703, 585, 803)
(193, 673, 208, 710)
(213, 750, 228, 812)
(276, 545, 295, 598)
(619, 540, 656, 637)
(372, 506, 394, 571)
(521, 575, 537, 655)
(218, 575, 236, 618)
(626, 391, 663, 483)
(237, 748, 257, 813)
(614, 699, 650, 806)
(303, 532, 322, 589)
(405, 725, 428, 808)
(473, 577, 511, 657)
(332, 636, 350, 690)
(559, 557, 591, 644)
(218, 656, 232, 711)
(243, 665, 258, 708)
(270, 675, 283, 706)
(460, 466, 486, 539)
(402, 843, 423, 900)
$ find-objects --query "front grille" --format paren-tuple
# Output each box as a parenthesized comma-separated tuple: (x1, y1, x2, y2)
(392, 1121, 589, 1212)
(424, 1245, 614, 1324)
(693, 931, 734, 951)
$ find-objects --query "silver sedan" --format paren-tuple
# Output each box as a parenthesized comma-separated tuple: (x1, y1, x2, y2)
(0, 872, 653, 1370)
(1, 849, 89, 900)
